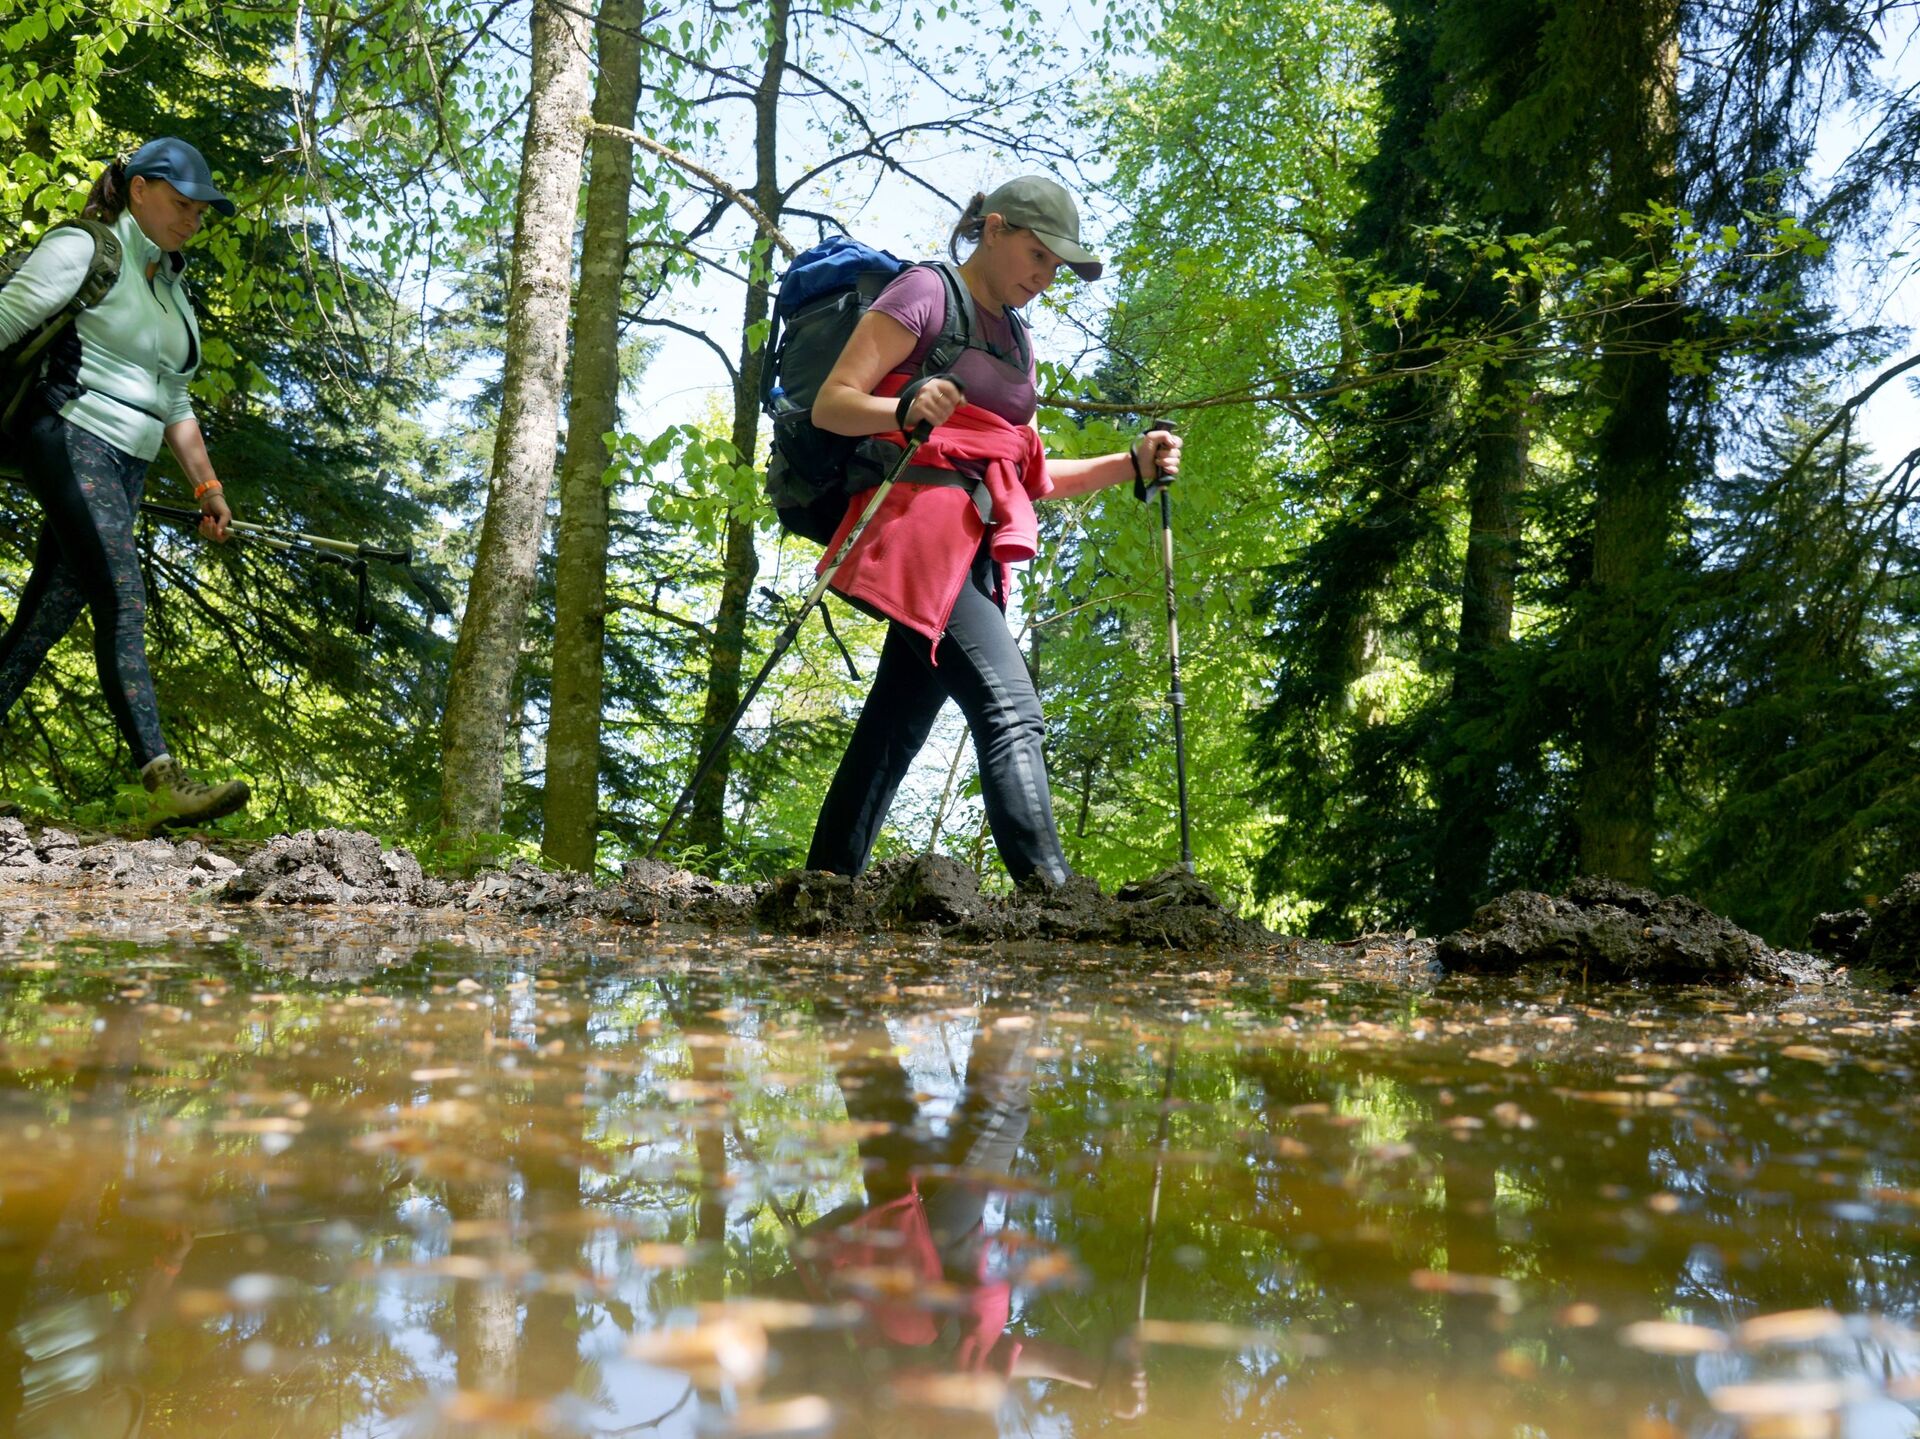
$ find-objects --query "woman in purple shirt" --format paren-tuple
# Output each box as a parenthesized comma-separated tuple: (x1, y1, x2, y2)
(805, 176, 1181, 888)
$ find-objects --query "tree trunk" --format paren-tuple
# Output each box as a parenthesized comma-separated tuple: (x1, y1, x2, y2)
(685, 0, 789, 858)
(1428, 365, 1526, 931)
(542, 0, 646, 873)
(1575, 23, 1680, 886)
(438, 0, 593, 842)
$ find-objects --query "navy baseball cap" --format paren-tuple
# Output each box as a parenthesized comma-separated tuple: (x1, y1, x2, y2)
(125, 137, 235, 216)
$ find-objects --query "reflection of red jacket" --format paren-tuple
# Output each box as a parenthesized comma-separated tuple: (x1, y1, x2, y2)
(819, 374, 1052, 660)
(794, 1183, 1021, 1376)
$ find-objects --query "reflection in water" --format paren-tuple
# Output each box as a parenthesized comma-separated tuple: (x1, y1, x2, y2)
(746, 1014, 1136, 1421)
(0, 902, 1917, 1437)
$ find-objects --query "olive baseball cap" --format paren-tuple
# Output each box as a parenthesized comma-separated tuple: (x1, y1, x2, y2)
(126, 137, 236, 216)
(983, 175, 1103, 281)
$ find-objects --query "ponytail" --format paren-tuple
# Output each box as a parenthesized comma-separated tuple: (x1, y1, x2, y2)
(947, 191, 988, 263)
(82, 156, 130, 222)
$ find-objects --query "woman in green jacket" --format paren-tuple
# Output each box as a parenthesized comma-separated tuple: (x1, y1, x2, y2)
(0, 137, 249, 825)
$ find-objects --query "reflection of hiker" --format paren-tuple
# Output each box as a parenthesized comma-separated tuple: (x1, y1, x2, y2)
(0, 1003, 187, 1439)
(10, 1225, 192, 1439)
(803, 177, 1180, 889)
(784, 1017, 1141, 1411)
(0, 137, 250, 825)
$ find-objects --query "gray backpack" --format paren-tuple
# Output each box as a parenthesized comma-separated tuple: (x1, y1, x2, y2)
(0, 216, 122, 433)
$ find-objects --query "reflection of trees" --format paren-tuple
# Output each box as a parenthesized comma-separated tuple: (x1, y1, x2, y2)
(9, 935, 1920, 1435)
(1217, 993, 1920, 1428)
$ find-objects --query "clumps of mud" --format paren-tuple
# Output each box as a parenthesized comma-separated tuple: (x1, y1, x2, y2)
(0, 822, 1273, 953)
(615, 859, 760, 927)
(0, 815, 238, 893)
(223, 828, 438, 906)
(754, 855, 1275, 948)
(1438, 876, 1833, 986)
(1809, 874, 1920, 983)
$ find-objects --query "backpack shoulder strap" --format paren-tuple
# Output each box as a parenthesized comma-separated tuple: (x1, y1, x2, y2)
(1, 216, 118, 293)
(41, 216, 122, 311)
(1004, 304, 1032, 376)
(917, 258, 1031, 375)
(915, 259, 975, 378)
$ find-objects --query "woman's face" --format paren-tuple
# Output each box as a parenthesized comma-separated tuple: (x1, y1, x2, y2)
(127, 175, 211, 253)
(982, 215, 1065, 308)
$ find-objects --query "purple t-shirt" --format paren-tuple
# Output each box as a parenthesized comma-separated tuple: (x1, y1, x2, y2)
(869, 265, 1036, 426)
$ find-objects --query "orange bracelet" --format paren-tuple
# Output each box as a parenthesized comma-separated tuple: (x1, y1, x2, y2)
(194, 479, 222, 499)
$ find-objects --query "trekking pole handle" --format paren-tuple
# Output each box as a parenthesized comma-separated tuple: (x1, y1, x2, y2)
(894, 373, 966, 434)
(1134, 419, 1178, 501)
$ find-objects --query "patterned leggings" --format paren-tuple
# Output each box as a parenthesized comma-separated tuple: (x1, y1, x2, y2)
(0, 409, 168, 766)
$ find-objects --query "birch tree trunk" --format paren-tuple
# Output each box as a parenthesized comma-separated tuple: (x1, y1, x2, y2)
(685, 0, 789, 857)
(438, 0, 594, 842)
(542, 0, 646, 872)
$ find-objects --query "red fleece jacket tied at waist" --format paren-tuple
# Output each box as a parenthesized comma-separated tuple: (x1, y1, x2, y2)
(819, 378, 1052, 656)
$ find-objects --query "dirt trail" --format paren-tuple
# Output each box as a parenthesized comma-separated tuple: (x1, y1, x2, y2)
(0, 818, 1852, 982)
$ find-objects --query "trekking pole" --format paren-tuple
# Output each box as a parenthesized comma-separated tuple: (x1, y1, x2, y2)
(1134, 1032, 1178, 1325)
(132, 499, 455, 628)
(2, 468, 416, 565)
(647, 417, 937, 859)
(1136, 420, 1193, 873)
(135, 499, 414, 565)
(1116, 1030, 1179, 1420)
(3, 466, 454, 621)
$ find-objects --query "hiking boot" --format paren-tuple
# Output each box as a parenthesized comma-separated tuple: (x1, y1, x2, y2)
(140, 756, 250, 830)
(1016, 867, 1093, 900)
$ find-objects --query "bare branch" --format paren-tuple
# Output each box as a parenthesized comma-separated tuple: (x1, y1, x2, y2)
(625, 313, 741, 381)
(587, 120, 796, 258)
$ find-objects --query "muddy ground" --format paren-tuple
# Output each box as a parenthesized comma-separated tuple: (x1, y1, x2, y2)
(0, 817, 1888, 986)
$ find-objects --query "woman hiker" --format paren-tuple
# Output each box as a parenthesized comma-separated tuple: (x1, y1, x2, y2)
(805, 175, 1180, 889)
(0, 137, 250, 826)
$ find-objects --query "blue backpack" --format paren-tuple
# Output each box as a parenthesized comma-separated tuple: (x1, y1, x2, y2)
(760, 236, 1030, 542)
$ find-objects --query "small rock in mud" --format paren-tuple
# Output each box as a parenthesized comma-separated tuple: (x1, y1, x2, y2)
(1438, 877, 1831, 985)
(1857, 874, 1920, 982)
(871, 853, 984, 926)
(35, 827, 80, 863)
(758, 870, 860, 935)
(1808, 908, 1872, 966)
(0, 817, 41, 874)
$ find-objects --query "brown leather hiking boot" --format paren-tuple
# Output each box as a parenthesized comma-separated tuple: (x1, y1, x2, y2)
(140, 756, 250, 829)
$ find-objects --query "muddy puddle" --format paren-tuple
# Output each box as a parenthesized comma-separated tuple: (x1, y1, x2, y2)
(1, 895, 1916, 1438)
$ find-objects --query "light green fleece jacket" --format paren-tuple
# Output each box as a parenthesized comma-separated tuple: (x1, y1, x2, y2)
(0, 208, 201, 461)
